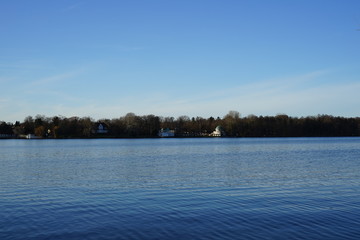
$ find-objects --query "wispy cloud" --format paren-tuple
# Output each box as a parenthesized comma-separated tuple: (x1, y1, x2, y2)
(137, 70, 360, 118)
(0, 77, 12, 84)
(0, 98, 10, 106)
(64, 2, 84, 11)
(87, 44, 144, 52)
(3, 69, 359, 122)
(0, 60, 44, 71)
(154, 70, 330, 108)
(30, 69, 84, 86)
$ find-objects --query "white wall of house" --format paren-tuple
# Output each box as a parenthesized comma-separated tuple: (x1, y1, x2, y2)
(158, 129, 175, 137)
(97, 123, 108, 134)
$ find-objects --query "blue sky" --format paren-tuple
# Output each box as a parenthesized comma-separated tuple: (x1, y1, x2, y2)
(1, 0, 360, 122)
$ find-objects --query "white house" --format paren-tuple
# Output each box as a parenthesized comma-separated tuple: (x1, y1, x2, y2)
(26, 134, 41, 139)
(95, 123, 109, 134)
(210, 126, 225, 137)
(158, 128, 175, 137)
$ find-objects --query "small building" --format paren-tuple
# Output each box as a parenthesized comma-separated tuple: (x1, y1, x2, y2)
(158, 128, 175, 137)
(210, 126, 225, 137)
(0, 134, 15, 139)
(26, 134, 41, 139)
(94, 123, 109, 134)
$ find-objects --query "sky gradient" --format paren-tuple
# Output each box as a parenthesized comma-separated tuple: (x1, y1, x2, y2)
(1, 0, 360, 122)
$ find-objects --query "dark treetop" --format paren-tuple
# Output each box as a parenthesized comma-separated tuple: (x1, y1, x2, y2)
(1, 111, 360, 138)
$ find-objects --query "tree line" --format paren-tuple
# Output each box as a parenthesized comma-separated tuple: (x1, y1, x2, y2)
(1, 111, 360, 138)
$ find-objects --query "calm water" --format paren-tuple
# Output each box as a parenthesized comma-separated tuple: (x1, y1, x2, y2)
(1, 138, 360, 239)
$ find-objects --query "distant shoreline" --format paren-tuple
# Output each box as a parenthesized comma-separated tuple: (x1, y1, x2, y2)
(1, 112, 360, 138)
(2, 136, 360, 140)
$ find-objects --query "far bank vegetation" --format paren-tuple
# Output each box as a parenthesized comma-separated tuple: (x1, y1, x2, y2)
(1, 111, 360, 138)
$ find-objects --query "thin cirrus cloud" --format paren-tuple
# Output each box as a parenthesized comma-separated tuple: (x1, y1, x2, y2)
(139, 70, 360, 118)
(2, 66, 359, 122)
(29, 69, 85, 86)
(63, 2, 85, 12)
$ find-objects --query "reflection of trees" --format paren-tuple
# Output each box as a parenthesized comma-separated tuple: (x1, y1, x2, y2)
(1, 111, 360, 138)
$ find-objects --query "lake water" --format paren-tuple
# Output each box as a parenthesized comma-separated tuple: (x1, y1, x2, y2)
(1, 138, 360, 239)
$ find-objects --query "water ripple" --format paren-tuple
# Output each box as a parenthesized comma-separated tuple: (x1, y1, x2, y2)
(1, 138, 360, 239)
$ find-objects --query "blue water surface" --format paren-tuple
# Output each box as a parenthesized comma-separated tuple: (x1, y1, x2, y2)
(1, 138, 360, 239)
